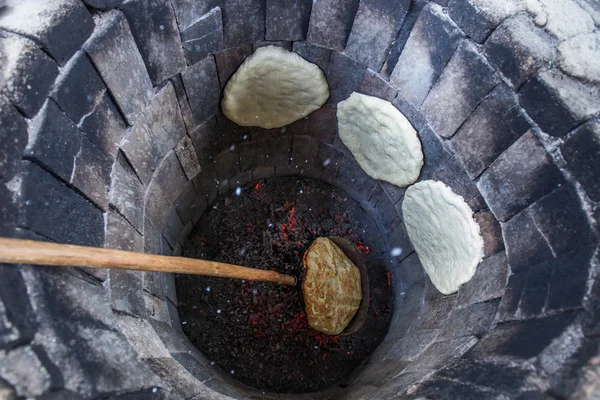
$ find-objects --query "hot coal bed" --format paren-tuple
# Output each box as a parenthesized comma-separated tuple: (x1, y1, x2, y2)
(176, 177, 392, 393)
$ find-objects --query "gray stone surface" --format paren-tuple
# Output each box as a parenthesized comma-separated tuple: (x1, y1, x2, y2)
(121, 83, 187, 185)
(266, 0, 312, 41)
(83, 0, 124, 10)
(421, 41, 500, 139)
(162, 207, 184, 248)
(412, 295, 458, 331)
(478, 130, 565, 222)
(392, 93, 429, 133)
(214, 44, 253, 90)
(153, 150, 189, 205)
(175, 136, 202, 180)
(358, 69, 397, 102)
(110, 269, 146, 317)
(449, 84, 531, 179)
(326, 51, 366, 105)
(315, 142, 343, 182)
(307, 105, 338, 143)
(380, 0, 429, 80)
(306, 0, 360, 51)
(440, 300, 500, 339)
(345, 0, 411, 71)
(0, 346, 52, 397)
(519, 69, 600, 137)
(85, 10, 153, 125)
(483, 13, 555, 89)
(496, 271, 526, 322)
(502, 208, 554, 272)
(180, 7, 224, 66)
(431, 157, 479, 202)
(0, 97, 27, 183)
(144, 178, 171, 230)
(390, 3, 463, 107)
(547, 247, 596, 312)
(120, 0, 186, 85)
(529, 185, 594, 256)
(395, 252, 426, 289)
(0, 35, 59, 118)
(385, 329, 440, 362)
(457, 251, 508, 307)
(181, 56, 221, 126)
(448, 0, 514, 43)
(562, 122, 600, 202)
(110, 151, 145, 233)
(169, 74, 196, 133)
(0, 0, 94, 66)
(239, 141, 266, 172)
(215, 149, 240, 182)
(20, 160, 105, 247)
(519, 261, 552, 318)
(474, 210, 504, 258)
(335, 154, 378, 201)
(189, 116, 221, 166)
(71, 136, 112, 210)
(0, 264, 36, 350)
(292, 42, 332, 74)
(558, 31, 600, 84)
(253, 40, 293, 51)
(105, 210, 143, 252)
(170, 0, 211, 30)
(193, 164, 219, 205)
(404, 336, 479, 374)
(180, 7, 221, 42)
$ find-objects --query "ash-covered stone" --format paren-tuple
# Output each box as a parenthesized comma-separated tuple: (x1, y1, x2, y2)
(265, 0, 312, 41)
(306, 0, 360, 51)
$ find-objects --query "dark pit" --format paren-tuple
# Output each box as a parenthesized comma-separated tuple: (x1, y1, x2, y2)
(177, 177, 392, 393)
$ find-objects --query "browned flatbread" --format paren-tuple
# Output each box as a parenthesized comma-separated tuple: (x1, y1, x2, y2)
(302, 237, 362, 335)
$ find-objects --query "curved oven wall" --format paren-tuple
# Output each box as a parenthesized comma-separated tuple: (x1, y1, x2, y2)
(0, 0, 599, 399)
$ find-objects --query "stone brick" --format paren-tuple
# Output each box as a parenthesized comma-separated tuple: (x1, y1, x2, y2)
(153, 150, 189, 205)
(0, 346, 53, 397)
(215, 149, 240, 182)
(345, 0, 411, 71)
(315, 142, 343, 182)
(547, 247, 595, 312)
(440, 299, 500, 339)
(0, 0, 94, 66)
(105, 210, 143, 252)
(380, 0, 429, 80)
(214, 44, 252, 90)
(0, 98, 27, 183)
(24, 100, 81, 184)
(496, 271, 526, 322)
(502, 208, 554, 272)
(0, 183, 17, 237)
(192, 164, 219, 205)
(468, 312, 577, 360)
(458, 251, 508, 307)
(122, 83, 187, 185)
(71, 136, 113, 210)
(20, 161, 104, 247)
(306, 0, 360, 51)
(180, 7, 224, 66)
(432, 157, 479, 202)
(421, 41, 500, 139)
(327, 52, 366, 105)
(412, 377, 493, 399)
(386, 329, 440, 362)
(50, 51, 104, 125)
(85, 10, 153, 125)
(169, 74, 196, 133)
(395, 252, 426, 289)
(478, 130, 565, 222)
(143, 218, 162, 254)
(0, 264, 36, 349)
(162, 207, 184, 249)
(0, 35, 59, 118)
(239, 140, 266, 172)
(529, 185, 595, 256)
(189, 116, 221, 165)
(109, 269, 146, 317)
(229, 171, 253, 189)
(519, 262, 553, 318)
(437, 359, 529, 395)
(252, 166, 275, 181)
(335, 155, 378, 201)
(78, 91, 127, 160)
(390, 3, 463, 107)
(358, 69, 397, 102)
(174, 181, 205, 224)
(307, 105, 338, 143)
(448, 0, 515, 43)
(412, 295, 457, 331)
(265, 0, 312, 41)
(483, 14, 555, 89)
(474, 210, 504, 258)
(291, 135, 319, 172)
(170, 0, 211, 30)
(467, 193, 487, 213)
(144, 180, 171, 229)
(222, 0, 266, 47)
(110, 151, 145, 233)
(387, 219, 414, 261)
(449, 84, 531, 179)
(380, 181, 406, 205)
(403, 336, 479, 374)
(265, 135, 292, 167)
(83, 0, 124, 10)
(181, 56, 221, 125)
(374, 189, 399, 230)
(120, 0, 186, 85)
(292, 42, 332, 73)
(174, 136, 201, 180)
(392, 93, 429, 133)
(562, 122, 600, 202)
(519, 69, 600, 138)
(252, 41, 292, 51)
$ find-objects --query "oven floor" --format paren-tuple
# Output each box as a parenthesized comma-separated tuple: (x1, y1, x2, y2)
(177, 177, 393, 393)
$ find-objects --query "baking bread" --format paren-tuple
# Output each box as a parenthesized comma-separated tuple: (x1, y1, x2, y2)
(302, 237, 362, 335)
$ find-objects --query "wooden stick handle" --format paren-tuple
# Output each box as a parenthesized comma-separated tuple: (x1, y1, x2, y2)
(0, 238, 297, 286)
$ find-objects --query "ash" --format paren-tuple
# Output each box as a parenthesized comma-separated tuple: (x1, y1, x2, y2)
(177, 177, 392, 393)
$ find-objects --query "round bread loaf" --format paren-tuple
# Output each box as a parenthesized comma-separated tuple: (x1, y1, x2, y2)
(302, 237, 362, 335)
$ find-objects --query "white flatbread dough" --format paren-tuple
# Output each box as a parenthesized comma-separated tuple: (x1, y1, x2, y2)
(402, 180, 484, 295)
(337, 92, 423, 187)
(221, 46, 329, 129)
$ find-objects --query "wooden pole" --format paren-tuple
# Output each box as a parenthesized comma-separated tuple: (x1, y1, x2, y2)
(0, 237, 296, 286)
